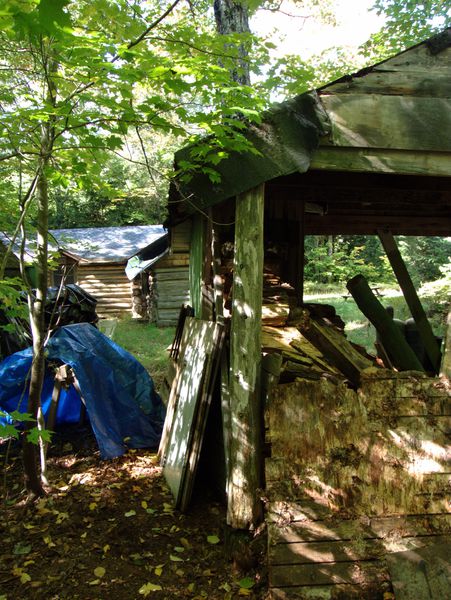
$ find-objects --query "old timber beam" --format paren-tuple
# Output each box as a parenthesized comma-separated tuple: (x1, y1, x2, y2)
(378, 230, 441, 373)
(228, 184, 264, 529)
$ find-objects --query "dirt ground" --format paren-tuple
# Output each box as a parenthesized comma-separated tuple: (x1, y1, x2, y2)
(0, 430, 268, 600)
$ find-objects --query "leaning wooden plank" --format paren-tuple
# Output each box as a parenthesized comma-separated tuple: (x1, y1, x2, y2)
(298, 317, 374, 386)
(178, 327, 225, 511)
(378, 229, 441, 373)
(270, 584, 378, 599)
(161, 317, 223, 507)
(228, 183, 264, 529)
(347, 274, 424, 372)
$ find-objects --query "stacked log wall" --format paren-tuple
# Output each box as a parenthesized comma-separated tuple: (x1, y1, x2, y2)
(151, 253, 190, 326)
(76, 263, 133, 317)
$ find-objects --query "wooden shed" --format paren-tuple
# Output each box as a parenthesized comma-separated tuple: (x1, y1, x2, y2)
(164, 29, 451, 599)
(50, 225, 168, 319)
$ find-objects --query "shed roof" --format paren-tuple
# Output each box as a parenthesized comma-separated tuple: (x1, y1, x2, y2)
(168, 28, 451, 232)
(50, 225, 167, 264)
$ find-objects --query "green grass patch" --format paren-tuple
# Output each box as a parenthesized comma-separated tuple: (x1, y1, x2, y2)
(109, 318, 175, 392)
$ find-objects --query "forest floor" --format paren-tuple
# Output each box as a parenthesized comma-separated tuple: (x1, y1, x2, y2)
(0, 431, 268, 600)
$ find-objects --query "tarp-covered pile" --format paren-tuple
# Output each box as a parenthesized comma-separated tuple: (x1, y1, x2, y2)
(0, 323, 166, 458)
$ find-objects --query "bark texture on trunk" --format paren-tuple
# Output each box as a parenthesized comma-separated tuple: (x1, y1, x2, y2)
(214, 0, 251, 85)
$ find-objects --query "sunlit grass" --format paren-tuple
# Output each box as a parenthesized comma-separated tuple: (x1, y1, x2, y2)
(110, 318, 175, 392)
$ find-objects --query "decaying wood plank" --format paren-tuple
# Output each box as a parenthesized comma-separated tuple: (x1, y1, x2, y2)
(310, 147, 451, 182)
(269, 535, 450, 566)
(270, 559, 388, 588)
(298, 315, 374, 386)
(270, 584, 383, 599)
(268, 514, 451, 544)
(228, 183, 264, 529)
(320, 94, 451, 152)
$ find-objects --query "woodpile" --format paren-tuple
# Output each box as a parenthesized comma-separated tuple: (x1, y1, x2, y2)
(262, 274, 377, 388)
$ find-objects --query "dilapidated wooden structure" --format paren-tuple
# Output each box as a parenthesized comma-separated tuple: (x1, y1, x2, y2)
(49, 225, 170, 319)
(164, 30, 451, 598)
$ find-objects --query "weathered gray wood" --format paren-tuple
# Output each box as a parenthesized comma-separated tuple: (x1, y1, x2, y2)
(320, 94, 451, 152)
(378, 230, 441, 373)
(440, 311, 451, 380)
(270, 584, 378, 599)
(298, 316, 374, 386)
(269, 514, 451, 544)
(228, 183, 264, 529)
(327, 71, 451, 98)
(270, 535, 450, 566)
(310, 147, 451, 180)
(347, 275, 424, 372)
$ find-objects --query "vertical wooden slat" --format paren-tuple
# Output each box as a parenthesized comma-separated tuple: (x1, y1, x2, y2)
(227, 184, 264, 529)
(378, 230, 441, 372)
(189, 214, 204, 317)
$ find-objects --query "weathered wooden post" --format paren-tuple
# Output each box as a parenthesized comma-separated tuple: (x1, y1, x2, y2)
(228, 184, 264, 529)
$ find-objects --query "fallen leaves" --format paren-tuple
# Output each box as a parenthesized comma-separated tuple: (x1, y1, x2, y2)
(139, 582, 163, 595)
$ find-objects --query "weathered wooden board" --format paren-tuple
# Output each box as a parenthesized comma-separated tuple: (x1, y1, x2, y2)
(269, 514, 451, 544)
(320, 95, 451, 152)
(310, 147, 451, 181)
(270, 560, 387, 588)
(378, 230, 442, 372)
(266, 375, 450, 516)
(327, 70, 451, 98)
(160, 317, 222, 507)
(270, 535, 450, 566)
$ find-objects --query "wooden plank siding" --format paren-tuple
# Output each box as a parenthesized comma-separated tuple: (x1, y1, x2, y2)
(266, 372, 451, 598)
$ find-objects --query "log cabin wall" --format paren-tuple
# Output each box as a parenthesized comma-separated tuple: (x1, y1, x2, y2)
(149, 221, 191, 326)
(76, 263, 133, 317)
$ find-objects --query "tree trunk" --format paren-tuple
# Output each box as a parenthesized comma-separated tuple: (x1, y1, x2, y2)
(22, 52, 57, 496)
(214, 0, 251, 85)
(23, 165, 49, 496)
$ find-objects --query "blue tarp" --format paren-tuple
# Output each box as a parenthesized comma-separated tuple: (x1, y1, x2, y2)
(0, 323, 166, 458)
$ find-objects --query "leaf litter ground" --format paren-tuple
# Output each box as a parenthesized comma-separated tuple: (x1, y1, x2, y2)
(1, 430, 267, 600)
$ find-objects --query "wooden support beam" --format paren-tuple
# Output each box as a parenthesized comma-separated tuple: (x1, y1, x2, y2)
(228, 184, 264, 529)
(347, 275, 424, 372)
(378, 230, 441, 373)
